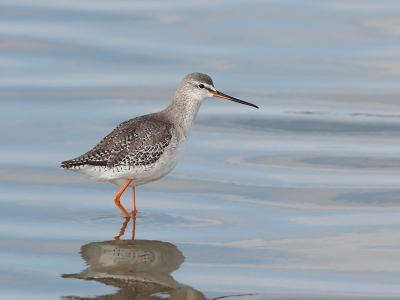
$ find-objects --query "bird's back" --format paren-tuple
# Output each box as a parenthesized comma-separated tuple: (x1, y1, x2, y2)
(61, 113, 174, 172)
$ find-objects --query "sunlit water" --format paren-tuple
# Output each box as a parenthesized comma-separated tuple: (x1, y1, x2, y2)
(1, 1, 400, 299)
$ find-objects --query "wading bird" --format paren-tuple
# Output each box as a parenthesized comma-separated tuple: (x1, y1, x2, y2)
(61, 73, 258, 217)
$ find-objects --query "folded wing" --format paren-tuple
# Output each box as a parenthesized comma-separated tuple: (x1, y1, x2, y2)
(61, 115, 173, 170)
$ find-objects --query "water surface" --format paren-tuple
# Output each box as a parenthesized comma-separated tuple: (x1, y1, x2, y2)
(1, 1, 400, 299)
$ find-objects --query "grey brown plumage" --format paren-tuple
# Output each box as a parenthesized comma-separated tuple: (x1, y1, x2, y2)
(61, 114, 173, 170)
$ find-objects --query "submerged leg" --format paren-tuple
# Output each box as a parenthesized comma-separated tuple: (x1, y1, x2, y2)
(132, 186, 137, 213)
(132, 213, 136, 240)
(114, 179, 133, 218)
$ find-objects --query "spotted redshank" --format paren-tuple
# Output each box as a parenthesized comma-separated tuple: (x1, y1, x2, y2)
(61, 73, 258, 217)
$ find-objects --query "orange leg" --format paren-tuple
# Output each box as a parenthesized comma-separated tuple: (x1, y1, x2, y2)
(114, 179, 133, 218)
(132, 186, 137, 214)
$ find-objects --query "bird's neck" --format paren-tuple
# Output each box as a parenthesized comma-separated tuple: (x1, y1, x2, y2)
(162, 90, 203, 138)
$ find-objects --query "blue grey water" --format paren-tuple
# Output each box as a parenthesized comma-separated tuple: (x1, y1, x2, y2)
(1, 0, 400, 299)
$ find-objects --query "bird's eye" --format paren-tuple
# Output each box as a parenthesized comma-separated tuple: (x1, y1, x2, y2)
(198, 84, 205, 89)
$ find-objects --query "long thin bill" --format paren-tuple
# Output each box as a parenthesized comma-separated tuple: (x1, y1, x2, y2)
(212, 91, 259, 109)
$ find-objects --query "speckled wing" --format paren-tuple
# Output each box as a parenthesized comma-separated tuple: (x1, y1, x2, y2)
(61, 115, 173, 169)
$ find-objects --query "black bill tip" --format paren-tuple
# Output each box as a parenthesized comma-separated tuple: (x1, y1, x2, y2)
(213, 91, 259, 109)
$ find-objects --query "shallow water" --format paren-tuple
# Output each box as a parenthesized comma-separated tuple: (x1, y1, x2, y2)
(2, 1, 400, 299)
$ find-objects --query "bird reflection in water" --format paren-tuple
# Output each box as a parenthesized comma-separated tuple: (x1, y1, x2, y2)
(61, 216, 207, 300)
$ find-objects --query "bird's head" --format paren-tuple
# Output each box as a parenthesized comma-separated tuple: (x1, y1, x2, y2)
(179, 72, 259, 109)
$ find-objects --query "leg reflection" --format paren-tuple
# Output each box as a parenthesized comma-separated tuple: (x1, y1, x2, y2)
(131, 212, 136, 240)
(114, 217, 131, 242)
(61, 230, 197, 299)
(114, 214, 137, 242)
